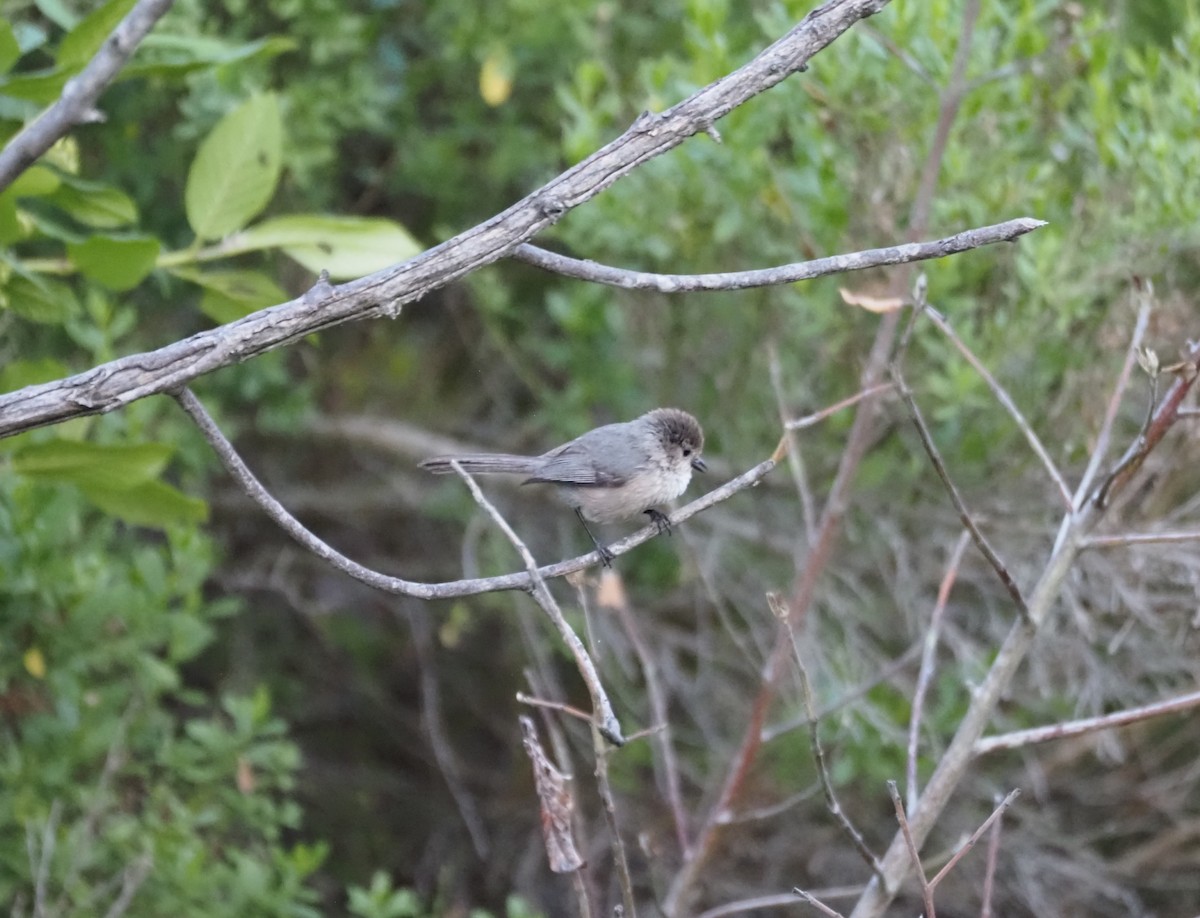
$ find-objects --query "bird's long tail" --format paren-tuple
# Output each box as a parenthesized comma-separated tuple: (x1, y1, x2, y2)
(419, 454, 540, 476)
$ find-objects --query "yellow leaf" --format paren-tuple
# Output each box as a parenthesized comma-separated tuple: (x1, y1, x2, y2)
(479, 49, 513, 107)
(23, 647, 46, 679)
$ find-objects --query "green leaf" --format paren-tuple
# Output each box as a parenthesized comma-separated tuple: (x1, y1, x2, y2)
(0, 21, 21, 74)
(68, 234, 160, 290)
(0, 357, 69, 392)
(8, 165, 61, 197)
(1, 274, 79, 323)
(34, 0, 80, 31)
(13, 440, 173, 491)
(0, 194, 20, 244)
(0, 67, 70, 104)
(57, 0, 137, 69)
(169, 267, 286, 323)
(122, 34, 296, 80)
(82, 479, 209, 528)
(235, 215, 422, 279)
(46, 181, 138, 228)
(185, 94, 283, 241)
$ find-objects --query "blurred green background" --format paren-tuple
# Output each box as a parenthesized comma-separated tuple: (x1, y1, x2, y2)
(2, 0, 1200, 915)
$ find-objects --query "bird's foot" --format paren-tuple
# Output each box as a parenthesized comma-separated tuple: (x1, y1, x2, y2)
(645, 508, 673, 536)
(597, 544, 616, 567)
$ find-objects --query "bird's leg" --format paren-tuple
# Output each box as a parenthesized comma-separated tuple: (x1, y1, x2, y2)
(645, 508, 672, 536)
(575, 508, 615, 567)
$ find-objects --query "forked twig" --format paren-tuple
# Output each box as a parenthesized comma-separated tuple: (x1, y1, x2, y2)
(448, 460, 624, 745)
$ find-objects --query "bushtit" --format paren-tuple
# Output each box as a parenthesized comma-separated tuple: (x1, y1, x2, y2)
(420, 408, 707, 565)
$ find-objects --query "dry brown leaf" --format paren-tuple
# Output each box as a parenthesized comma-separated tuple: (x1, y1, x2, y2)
(839, 286, 905, 313)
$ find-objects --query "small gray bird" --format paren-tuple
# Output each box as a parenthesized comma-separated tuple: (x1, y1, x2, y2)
(420, 408, 707, 565)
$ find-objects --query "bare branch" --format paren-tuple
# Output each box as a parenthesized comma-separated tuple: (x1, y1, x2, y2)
(891, 372, 1029, 619)
(1071, 284, 1154, 506)
(973, 690, 1200, 756)
(907, 530, 971, 812)
(0, 0, 176, 193)
(604, 579, 690, 855)
(928, 789, 1019, 889)
(172, 387, 776, 599)
(887, 781, 935, 918)
(785, 383, 895, 431)
(513, 219, 1043, 292)
(1082, 529, 1200, 549)
(794, 888, 849, 918)
(0, 0, 899, 440)
(447, 460, 624, 745)
(774, 593, 882, 877)
(921, 307, 1072, 507)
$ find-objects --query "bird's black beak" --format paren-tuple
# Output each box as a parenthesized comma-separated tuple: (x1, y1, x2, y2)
(691, 456, 708, 473)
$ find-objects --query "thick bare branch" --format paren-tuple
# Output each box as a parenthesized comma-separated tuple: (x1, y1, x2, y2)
(0, 0, 895, 440)
(513, 219, 1043, 292)
(0, 0, 176, 193)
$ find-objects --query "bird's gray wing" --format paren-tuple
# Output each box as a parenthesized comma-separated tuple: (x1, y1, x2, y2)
(524, 425, 643, 487)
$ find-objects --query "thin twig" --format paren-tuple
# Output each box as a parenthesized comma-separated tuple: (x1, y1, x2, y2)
(448, 460, 624, 745)
(102, 854, 153, 918)
(785, 383, 895, 431)
(516, 692, 594, 725)
(1072, 285, 1154, 508)
(700, 890, 859, 918)
(173, 387, 775, 598)
(979, 795, 1004, 918)
(513, 219, 1044, 292)
(591, 726, 638, 917)
(891, 373, 1029, 619)
(775, 594, 882, 878)
(605, 582, 691, 856)
(928, 789, 1019, 889)
(887, 781, 935, 918)
(576, 585, 638, 917)
(794, 888, 849, 918)
(974, 690, 1200, 756)
(763, 640, 922, 742)
(922, 307, 1072, 507)
(907, 530, 971, 812)
(1081, 529, 1200, 549)
(1091, 340, 1200, 509)
(0, 0, 176, 193)
(768, 341, 817, 545)
(407, 609, 490, 858)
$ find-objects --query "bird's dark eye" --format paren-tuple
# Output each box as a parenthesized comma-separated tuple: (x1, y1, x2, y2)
(683, 448, 692, 456)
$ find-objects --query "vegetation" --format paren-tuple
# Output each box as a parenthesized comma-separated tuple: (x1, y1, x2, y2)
(2, 0, 1199, 915)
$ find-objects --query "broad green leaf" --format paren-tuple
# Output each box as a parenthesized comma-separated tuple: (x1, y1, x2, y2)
(234, 214, 421, 279)
(169, 267, 286, 323)
(185, 94, 283, 241)
(81, 479, 209, 528)
(0, 357, 69, 392)
(0, 67, 69, 104)
(122, 34, 296, 80)
(33, 0, 79, 31)
(58, 0, 137, 69)
(13, 440, 172, 491)
(8, 165, 61, 197)
(68, 234, 160, 290)
(47, 181, 137, 228)
(1, 274, 79, 323)
(0, 21, 21, 74)
(0, 195, 20, 244)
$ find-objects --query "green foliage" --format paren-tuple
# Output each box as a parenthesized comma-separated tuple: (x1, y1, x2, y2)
(0, 470, 322, 915)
